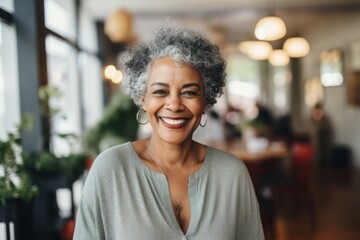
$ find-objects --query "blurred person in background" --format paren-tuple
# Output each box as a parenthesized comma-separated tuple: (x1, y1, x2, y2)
(74, 26, 264, 239)
(308, 103, 333, 166)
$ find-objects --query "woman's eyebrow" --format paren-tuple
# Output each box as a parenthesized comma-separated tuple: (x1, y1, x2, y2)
(150, 82, 169, 87)
(182, 83, 201, 89)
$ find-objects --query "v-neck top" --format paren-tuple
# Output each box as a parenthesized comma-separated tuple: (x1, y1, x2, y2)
(73, 142, 264, 240)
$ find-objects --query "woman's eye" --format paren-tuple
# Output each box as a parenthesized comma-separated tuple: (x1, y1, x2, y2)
(181, 91, 198, 97)
(152, 89, 168, 95)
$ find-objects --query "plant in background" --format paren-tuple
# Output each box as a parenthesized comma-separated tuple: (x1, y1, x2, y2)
(0, 115, 38, 205)
(21, 85, 89, 181)
(84, 90, 139, 154)
(22, 131, 89, 181)
(23, 149, 88, 180)
(38, 85, 63, 150)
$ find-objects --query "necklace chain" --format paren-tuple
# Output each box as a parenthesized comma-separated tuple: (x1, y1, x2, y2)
(145, 138, 195, 227)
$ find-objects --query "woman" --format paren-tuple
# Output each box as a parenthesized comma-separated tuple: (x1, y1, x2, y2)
(74, 26, 264, 239)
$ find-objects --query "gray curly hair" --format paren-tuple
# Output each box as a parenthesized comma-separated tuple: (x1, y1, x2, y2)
(122, 26, 226, 109)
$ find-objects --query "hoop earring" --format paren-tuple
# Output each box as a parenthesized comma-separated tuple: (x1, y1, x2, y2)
(200, 113, 207, 127)
(136, 109, 149, 125)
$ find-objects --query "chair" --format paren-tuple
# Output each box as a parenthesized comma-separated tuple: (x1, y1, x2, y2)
(273, 142, 317, 230)
(292, 143, 315, 185)
(245, 158, 281, 240)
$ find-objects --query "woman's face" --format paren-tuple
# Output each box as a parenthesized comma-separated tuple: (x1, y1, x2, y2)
(141, 56, 205, 144)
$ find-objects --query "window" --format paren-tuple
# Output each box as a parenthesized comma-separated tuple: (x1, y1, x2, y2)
(272, 66, 292, 115)
(0, 21, 20, 139)
(44, 0, 76, 40)
(45, 35, 80, 155)
(0, 0, 13, 12)
(78, 52, 103, 129)
(78, 8, 103, 129)
(226, 53, 261, 115)
(44, 0, 103, 155)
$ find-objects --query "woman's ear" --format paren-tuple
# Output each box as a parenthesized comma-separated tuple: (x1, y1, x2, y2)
(140, 96, 147, 111)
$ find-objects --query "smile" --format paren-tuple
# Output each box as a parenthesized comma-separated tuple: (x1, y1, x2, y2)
(160, 117, 186, 125)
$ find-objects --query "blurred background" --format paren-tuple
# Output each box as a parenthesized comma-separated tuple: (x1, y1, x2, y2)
(1, 0, 360, 239)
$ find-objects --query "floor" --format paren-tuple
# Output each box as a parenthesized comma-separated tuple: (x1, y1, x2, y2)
(264, 166, 360, 240)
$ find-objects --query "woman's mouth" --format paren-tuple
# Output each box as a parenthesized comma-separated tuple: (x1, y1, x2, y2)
(160, 117, 187, 128)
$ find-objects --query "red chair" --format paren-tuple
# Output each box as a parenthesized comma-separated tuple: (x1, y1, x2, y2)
(274, 142, 317, 231)
(292, 143, 315, 185)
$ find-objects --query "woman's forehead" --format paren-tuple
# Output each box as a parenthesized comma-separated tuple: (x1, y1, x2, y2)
(148, 57, 202, 84)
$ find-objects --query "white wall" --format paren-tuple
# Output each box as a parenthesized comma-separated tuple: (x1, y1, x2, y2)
(302, 12, 360, 167)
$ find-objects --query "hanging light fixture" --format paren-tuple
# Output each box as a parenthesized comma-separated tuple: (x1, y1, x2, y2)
(254, 16, 287, 41)
(269, 49, 290, 66)
(239, 41, 273, 60)
(283, 37, 310, 57)
(104, 9, 133, 43)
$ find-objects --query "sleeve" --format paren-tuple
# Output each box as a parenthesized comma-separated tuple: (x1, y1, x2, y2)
(73, 161, 106, 240)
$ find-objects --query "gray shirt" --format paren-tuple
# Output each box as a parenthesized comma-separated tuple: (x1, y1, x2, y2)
(74, 142, 264, 240)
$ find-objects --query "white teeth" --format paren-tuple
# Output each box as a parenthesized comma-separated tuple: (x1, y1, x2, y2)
(162, 118, 185, 125)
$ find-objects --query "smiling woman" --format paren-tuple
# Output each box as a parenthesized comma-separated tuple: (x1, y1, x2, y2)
(73, 26, 264, 240)
(141, 56, 205, 145)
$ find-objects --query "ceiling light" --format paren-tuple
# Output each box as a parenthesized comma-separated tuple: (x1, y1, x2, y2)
(239, 41, 273, 60)
(283, 37, 310, 57)
(111, 70, 123, 84)
(104, 9, 133, 43)
(255, 16, 287, 41)
(269, 49, 290, 66)
(104, 65, 117, 79)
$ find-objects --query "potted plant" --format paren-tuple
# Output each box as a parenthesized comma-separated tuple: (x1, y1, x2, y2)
(0, 116, 38, 205)
(22, 85, 92, 239)
(0, 116, 38, 239)
(23, 132, 88, 181)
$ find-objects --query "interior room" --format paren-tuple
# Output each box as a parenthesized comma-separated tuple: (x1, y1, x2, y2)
(1, 0, 360, 239)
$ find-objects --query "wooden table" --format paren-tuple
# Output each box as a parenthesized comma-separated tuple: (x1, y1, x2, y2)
(209, 140, 289, 187)
(210, 140, 288, 162)
(231, 146, 288, 162)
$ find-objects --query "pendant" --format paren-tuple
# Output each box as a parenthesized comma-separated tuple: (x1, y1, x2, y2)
(176, 204, 183, 217)
(176, 204, 183, 228)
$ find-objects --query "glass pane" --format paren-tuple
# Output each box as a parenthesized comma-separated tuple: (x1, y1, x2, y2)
(44, 0, 76, 41)
(0, 22, 20, 139)
(46, 35, 80, 155)
(226, 54, 260, 111)
(272, 66, 291, 114)
(78, 52, 103, 129)
(0, 0, 14, 12)
(79, 7, 98, 53)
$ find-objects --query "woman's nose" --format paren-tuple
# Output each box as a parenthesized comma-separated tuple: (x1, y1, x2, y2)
(165, 93, 184, 112)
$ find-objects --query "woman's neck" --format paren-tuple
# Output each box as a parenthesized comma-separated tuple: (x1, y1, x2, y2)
(147, 136, 198, 170)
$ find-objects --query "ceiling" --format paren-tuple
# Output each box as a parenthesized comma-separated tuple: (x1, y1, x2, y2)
(83, 0, 360, 45)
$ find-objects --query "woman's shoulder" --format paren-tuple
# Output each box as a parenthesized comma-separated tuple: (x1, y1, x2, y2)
(205, 146, 252, 184)
(97, 141, 132, 157)
(91, 142, 135, 171)
(206, 146, 247, 171)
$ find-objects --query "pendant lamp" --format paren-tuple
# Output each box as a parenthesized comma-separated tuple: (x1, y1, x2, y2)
(255, 16, 287, 41)
(269, 49, 290, 66)
(104, 9, 133, 43)
(239, 41, 273, 60)
(283, 37, 310, 57)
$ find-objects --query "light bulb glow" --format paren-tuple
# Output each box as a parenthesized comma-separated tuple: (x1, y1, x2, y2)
(111, 70, 123, 84)
(283, 37, 310, 57)
(104, 65, 117, 79)
(255, 16, 287, 41)
(269, 50, 290, 66)
(239, 41, 272, 60)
